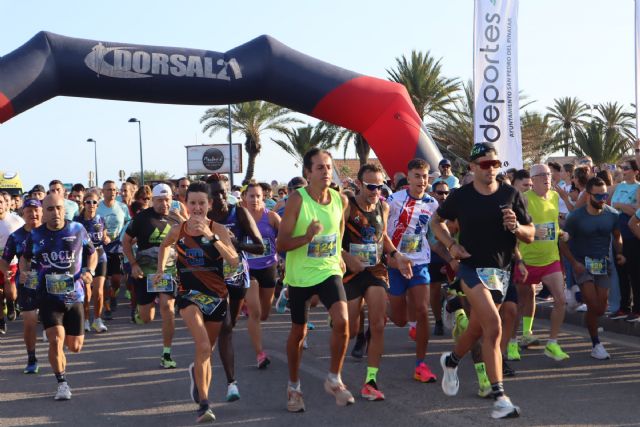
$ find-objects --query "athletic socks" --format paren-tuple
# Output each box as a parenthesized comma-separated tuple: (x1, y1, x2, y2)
(162, 346, 171, 356)
(491, 382, 505, 400)
(327, 372, 342, 384)
(288, 380, 301, 392)
(591, 335, 600, 347)
(27, 350, 37, 364)
(522, 316, 533, 336)
(365, 366, 378, 386)
(446, 351, 461, 368)
(474, 362, 490, 388)
(55, 371, 66, 383)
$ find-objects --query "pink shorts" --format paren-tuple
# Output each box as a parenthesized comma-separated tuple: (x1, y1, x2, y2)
(516, 261, 562, 286)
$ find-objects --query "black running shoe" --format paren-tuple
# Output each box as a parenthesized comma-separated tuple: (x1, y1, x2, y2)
(6, 301, 16, 321)
(502, 360, 516, 377)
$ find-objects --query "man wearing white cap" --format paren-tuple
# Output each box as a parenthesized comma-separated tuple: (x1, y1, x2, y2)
(122, 183, 180, 368)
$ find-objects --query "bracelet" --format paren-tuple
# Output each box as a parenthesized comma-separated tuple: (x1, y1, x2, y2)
(446, 241, 457, 251)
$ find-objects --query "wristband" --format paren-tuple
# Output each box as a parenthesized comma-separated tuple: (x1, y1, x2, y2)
(446, 241, 456, 251)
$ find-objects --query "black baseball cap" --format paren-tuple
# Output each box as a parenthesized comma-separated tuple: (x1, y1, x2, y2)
(469, 143, 498, 162)
(439, 158, 452, 167)
(30, 184, 45, 193)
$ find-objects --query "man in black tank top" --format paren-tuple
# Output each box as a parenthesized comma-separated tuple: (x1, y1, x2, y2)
(342, 164, 412, 402)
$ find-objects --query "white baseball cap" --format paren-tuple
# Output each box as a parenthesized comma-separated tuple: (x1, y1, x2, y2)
(152, 183, 172, 199)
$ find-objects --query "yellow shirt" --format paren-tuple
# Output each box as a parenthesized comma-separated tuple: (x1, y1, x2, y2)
(519, 190, 560, 267)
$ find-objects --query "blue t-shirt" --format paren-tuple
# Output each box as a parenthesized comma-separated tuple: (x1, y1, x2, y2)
(74, 214, 108, 263)
(564, 205, 619, 261)
(97, 200, 131, 253)
(23, 221, 95, 303)
(611, 182, 640, 239)
(64, 199, 80, 221)
(2, 226, 31, 285)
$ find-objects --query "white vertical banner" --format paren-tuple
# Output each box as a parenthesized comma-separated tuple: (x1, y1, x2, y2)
(635, 0, 640, 137)
(473, 0, 522, 169)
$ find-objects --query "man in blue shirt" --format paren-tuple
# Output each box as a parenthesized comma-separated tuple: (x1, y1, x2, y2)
(432, 159, 460, 190)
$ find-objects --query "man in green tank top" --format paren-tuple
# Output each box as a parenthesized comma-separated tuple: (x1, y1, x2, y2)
(514, 164, 570, 361)
(277, 148, 353, 413)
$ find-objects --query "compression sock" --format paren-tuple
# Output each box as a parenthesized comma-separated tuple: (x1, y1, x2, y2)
(474, 362, 490, 388)
(522, 316, 533, 336)
(366, 366, 379, 387)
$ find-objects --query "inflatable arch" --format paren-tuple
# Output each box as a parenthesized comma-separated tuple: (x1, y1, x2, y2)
(0, 32, 442, 177)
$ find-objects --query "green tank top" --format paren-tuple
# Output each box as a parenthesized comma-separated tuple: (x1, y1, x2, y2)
(519, 190, 560, 266)
(284, 188, 343, 287)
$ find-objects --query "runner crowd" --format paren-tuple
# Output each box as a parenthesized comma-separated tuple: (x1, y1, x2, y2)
(1, 142, 639, 422)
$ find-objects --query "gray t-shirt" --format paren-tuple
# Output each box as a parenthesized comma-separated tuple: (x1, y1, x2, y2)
(564, 205, 619, 261)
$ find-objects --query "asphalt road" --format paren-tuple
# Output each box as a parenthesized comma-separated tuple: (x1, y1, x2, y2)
(1, 302, 640, 427)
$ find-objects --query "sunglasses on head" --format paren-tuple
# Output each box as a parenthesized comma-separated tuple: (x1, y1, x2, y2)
(84, 200, 98, 205)
(435, 190, 449, 196)
(474, 159, 502, 170)
(589, 192, 609, 202)
(363, 182, 383, 192)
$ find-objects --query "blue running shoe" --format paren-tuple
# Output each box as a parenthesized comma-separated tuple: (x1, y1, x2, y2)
(24, 361, 39, 374)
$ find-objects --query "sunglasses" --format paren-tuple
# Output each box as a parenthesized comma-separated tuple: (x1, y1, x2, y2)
(435, 190, 449, 196)
(589, 192, 609, 202)
(363, 182, 384, 191)
(440, 164, 451, 169)
(84, 200, 98, 205)
(474, 159, 502, 170)
(620, 165, 632, 171)
(532, 172, 551, 178)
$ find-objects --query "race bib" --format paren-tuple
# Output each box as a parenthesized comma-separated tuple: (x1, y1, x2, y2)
(45, 274, 75, 295)
(223, 259, 246, 288)
(246, 238, 274, 259)
(349, 243, 378, 267)
(534, 222, 556, 241)
(307, 234, 337, 258)
(146, 273, 175, 292)
(399, 233, 422, 254)
(476, 268, 510, 295)
(585, 257, 607, 276)
(182, 289, 223, 315)
(24, 271, 39, 290)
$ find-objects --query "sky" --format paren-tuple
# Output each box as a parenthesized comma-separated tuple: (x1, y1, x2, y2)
(1, 0, 637, 190)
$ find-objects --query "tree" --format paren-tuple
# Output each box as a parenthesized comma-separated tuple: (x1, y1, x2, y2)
(271, 123, 339, 174)
(521, 112, 557, 166)
(593, 101, 636, 145)
(545, 97, 590, 156)
(200, 101, 302, 182)
(571, 121, 629, 165)
(129, 170, 173, 184)
(321, 123, 371, 166)
(386, 50, 460, 120)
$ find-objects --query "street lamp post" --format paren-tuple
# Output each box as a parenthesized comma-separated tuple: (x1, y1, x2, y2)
(128, 118, 144, 186)
(87, 138, 98, 185)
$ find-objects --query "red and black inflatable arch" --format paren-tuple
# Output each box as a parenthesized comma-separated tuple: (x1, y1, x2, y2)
(0, 32, 441, 177)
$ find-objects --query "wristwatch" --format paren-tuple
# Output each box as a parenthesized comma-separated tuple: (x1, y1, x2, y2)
(82, 267, 95, 277)
(510, 223, 519, 234)
(204, 234, 221, 244)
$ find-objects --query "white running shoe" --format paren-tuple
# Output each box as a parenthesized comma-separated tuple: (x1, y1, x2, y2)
(54, 382, 72, 400)
(440, 352, 459, 396)
(42, 330, 48, 342)
(84, 320, 91, 332)
(92, 318, 108, 333)
(226, 381, 240, 402)
(576, 304, 587, 312)
(591, 343, 610, 360)
(491, 395, 520, 419)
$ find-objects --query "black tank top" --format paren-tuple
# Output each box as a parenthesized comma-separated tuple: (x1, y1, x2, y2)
(176, 222, 227, 297)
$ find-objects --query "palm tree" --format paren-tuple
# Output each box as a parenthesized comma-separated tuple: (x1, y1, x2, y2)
(200, 101, 302, 182)
(321, 123, 371, 166)
(545, 97, 590, 156)
(520, 112, 557, 165)
(593, 101, 636, 144)
(571, 121, 629, 165)
(271, 123, 339, 174)
(386, 50, 461, 120)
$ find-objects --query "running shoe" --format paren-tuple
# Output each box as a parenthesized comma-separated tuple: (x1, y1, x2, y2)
(160, 353, 177, 369)
(103, 309, 113, 320)
(257, 351, 271, 369)
(519, 333, 539, 348)
(226, 381, 240, 401)
(507, 341, 521, 361)
(302, 336, 309, 349)
(275, 289, 289, 314)
(491, 395, 520, 419)
(0, 318, 6, 335)
(188, 362, 200, 403)
(351, 333, 366, 359)
(323, 379, 355, 406)
(502, 360, 516, 377)
(54, 382, 72, 400)
(307, 322, 315, 330)
(433, 321, 444, 336)
(92, 318, 108, 333)
(625, 313, 640, 323)
(6, 301, 16, 321)
(591, 343, 610, 360)
(544, 342, 569, 361)
(84, 320, 91, 332)
(452, 310, 468, 340)
(196, 407, 216, 423)
(609, 309, 629, 320)
(24, 361, 39, 374)
(478, 383, 492, 398)
(440, 352, 459, 396)
(287, 388, 305, 412)
(575, 304, 587, 312)
(414, 362, 437, 383)
(360, 383, 385, 401)
(408, 325, 416, 341)
(42, 329, 48, 342)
